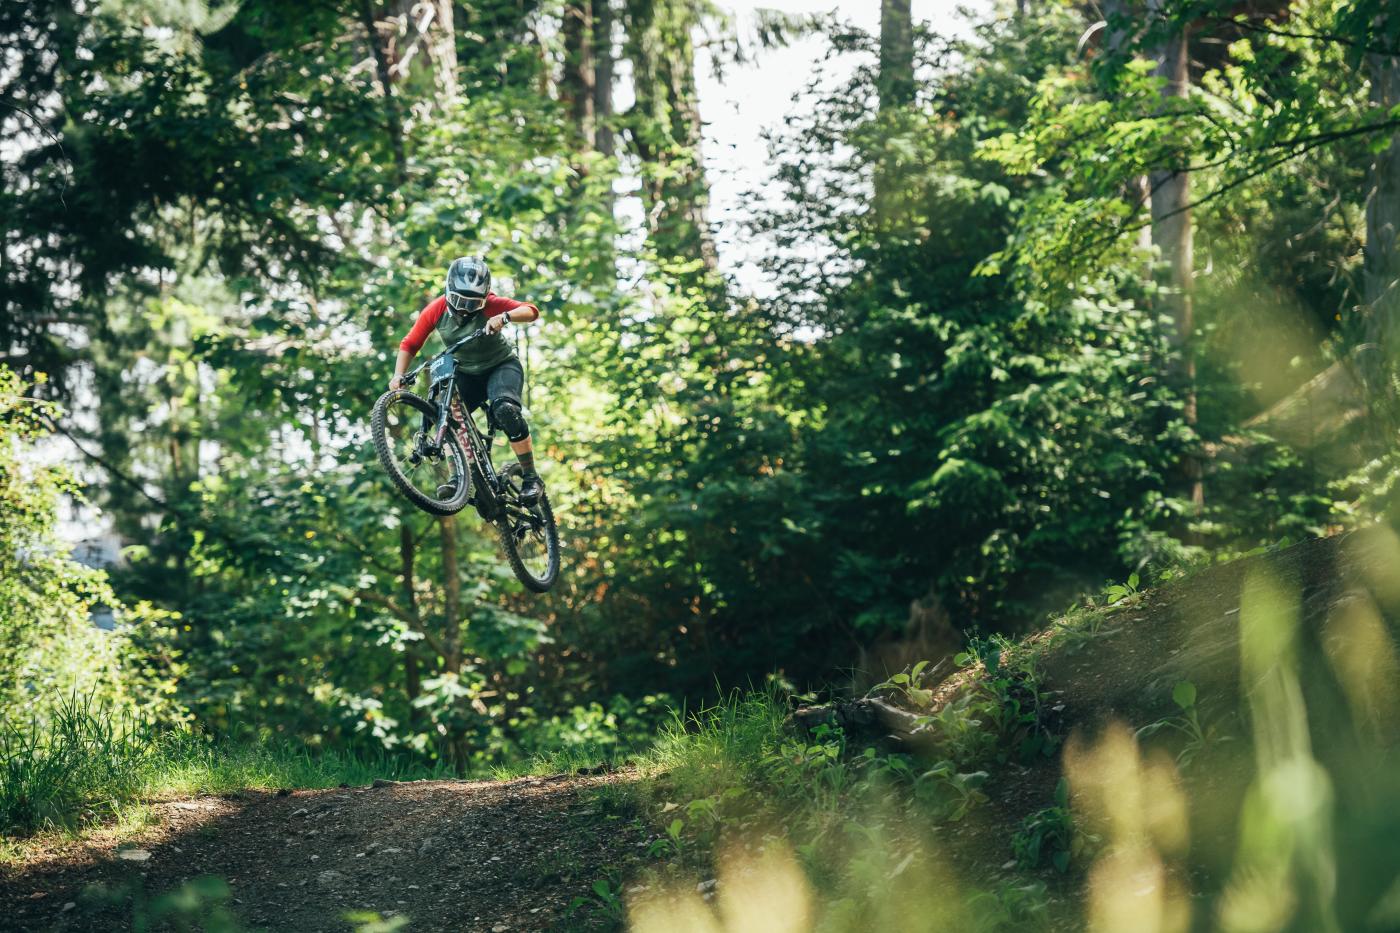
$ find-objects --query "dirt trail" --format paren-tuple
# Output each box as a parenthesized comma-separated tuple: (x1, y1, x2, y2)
(1, 772, 646, 933)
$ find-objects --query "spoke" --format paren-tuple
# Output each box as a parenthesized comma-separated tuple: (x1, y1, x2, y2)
(383, 398, 465, 501)
(510, 512, 552, 578)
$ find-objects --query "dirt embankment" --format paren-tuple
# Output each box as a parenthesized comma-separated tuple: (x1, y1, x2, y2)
(1, 772, 646, 933)
(941, 530, 1400, 924)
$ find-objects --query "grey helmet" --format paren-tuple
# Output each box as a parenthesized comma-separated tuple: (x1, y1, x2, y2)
(445, 256, 490, 316)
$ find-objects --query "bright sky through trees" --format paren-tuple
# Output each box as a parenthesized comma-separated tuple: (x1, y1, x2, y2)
(698, 0, 987, 294)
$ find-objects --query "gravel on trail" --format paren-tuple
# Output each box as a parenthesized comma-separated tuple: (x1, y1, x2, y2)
(1, 771, 647, 932)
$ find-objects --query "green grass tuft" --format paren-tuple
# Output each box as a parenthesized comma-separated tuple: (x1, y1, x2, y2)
(0, 693, 448, 839)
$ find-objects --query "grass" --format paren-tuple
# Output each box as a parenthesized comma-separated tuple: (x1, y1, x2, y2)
(614, 687, 1057, 932)
(0, 693, 449, 842)
(642, 693, 789, 800)
(613, 546, 1400, 932)
(140, 733, 450, 797)
(486, 742, 635, 782)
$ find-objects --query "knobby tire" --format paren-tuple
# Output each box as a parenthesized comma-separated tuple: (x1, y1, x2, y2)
(371, 389, 472, 516)
(497, 463, 560, 592)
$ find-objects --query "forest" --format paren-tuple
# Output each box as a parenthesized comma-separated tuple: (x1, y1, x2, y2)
(3, 0, 1400, 930)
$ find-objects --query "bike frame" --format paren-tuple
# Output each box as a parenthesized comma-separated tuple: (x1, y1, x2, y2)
(404, 331, 540, 527)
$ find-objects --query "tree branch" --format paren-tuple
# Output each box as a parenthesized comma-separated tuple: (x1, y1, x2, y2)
(1198, 14, 1400, 57)
(355, 588, 448, 659)
(1074, 123, 1367, 265)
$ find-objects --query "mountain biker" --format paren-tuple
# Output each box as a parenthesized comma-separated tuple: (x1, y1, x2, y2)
(389, 256, 544, 504)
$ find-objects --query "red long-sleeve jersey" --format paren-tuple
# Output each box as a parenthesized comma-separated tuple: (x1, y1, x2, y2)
(398, 293, 541, 355)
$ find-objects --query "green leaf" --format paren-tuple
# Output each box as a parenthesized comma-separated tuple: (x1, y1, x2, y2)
(1172, 680, 1196, 710)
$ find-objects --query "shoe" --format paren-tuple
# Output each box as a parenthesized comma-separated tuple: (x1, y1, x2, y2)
(518, 474, 544, 505)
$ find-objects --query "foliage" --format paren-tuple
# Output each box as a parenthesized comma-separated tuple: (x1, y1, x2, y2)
(625, 688, 1057, 930)
(1010, 778, 1097, 873)
(0, 367, 182, 729)
(0, 691, 448, 838)
(7, 3, 1400, 929)
(744, 6, 1199, 638)
(83, 876, 244, 933)
(4, 0, 1400, 812)
(624, 550, 1400, 930)
(1135, 679, 1222, 767)
(567, 872, 626, 925)
(1, 692, 153, 837)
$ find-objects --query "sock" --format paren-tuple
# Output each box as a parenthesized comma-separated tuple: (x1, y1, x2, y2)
(515, 449, 537, 478)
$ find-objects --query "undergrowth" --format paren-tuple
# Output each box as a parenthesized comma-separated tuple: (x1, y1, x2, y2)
(0, 693, 448, 841)
(615, 551, 1400, 932)
(619, 659, 1064, 932)
(611, 584, 1183, 929)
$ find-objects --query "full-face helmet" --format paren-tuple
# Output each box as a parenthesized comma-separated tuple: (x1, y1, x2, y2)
(445, 256, 490, 316)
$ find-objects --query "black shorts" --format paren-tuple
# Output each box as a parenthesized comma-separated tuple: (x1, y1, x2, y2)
(454, 356, 524, 412)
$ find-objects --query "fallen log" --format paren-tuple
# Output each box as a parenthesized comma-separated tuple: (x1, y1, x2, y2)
(788, 697, 937, 752)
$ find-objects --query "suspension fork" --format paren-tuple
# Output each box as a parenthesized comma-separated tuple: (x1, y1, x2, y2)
(427, 385, 452, 449)
(427, 384, 470, 457)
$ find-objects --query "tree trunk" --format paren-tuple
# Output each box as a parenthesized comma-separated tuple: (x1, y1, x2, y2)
(438, 515, 462, 671)
(561, 0, 615, 274)
(878, 0, 914, 113)
(624, 0, 718, 272)
(436, 514, 471, 769)
(360, 0, 406, 184)
(399, 521, 423, 731)
(1364, 46, 1400, 406)
(562, 0, 597, 149)
(381, 0, 457, 105)
(1148, 7, 1204, 515)
(594, 0, 616, 159)
(874, 0, 914, 220)
(791, 697, 940, 754)
(428, 0, 458, 103)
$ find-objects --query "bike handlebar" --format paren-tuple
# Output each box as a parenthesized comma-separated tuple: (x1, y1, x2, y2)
(401, 329, 488, 384)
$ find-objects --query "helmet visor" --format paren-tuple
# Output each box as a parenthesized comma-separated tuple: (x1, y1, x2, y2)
(446, 292, 487, 313)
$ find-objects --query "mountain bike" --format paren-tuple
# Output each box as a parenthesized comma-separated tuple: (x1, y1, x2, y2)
(370, 331, 560, 592)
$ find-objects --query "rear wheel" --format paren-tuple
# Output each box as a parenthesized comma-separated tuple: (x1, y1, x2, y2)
(496, 463, 560, 592)
(371, 390, 471, 516)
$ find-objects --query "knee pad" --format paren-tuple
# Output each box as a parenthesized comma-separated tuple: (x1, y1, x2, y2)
(490, 398, 530, 442)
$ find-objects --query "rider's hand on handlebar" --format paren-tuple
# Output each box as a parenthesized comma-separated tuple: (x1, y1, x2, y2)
(486, 314, 508, 335)
(389, 374, 406, 391)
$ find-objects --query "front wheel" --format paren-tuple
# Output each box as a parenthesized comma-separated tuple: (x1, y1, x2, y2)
(496, 463, 560, 592)
(371, 389, 472, 516)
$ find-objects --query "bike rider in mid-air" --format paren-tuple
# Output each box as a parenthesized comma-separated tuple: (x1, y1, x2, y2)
(389, 256, 544, 504)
